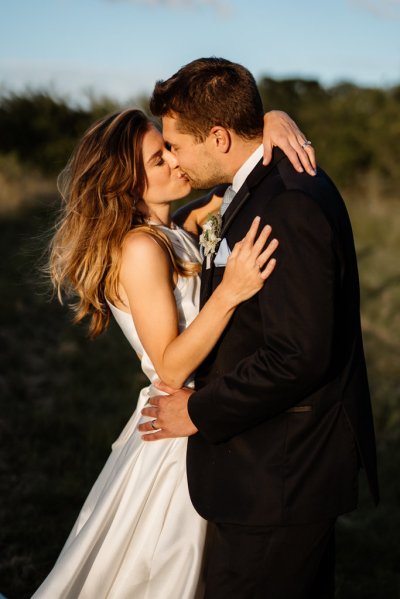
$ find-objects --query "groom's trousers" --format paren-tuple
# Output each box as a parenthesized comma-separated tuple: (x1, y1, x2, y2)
(204, 518, 336, 599)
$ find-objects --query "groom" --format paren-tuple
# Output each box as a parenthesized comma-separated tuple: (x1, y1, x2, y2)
(140, 58, 379, 598)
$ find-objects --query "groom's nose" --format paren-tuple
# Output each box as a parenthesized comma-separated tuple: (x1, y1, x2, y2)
(165, 149, 179, 169)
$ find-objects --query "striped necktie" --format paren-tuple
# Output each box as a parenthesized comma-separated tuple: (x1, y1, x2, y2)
(220, 185, 236, 217)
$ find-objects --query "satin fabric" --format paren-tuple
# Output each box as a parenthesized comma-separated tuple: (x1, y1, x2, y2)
(32, 225, 207, 599)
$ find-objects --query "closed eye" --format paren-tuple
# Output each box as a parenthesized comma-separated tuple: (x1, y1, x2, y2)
(147, 150, 165, 167)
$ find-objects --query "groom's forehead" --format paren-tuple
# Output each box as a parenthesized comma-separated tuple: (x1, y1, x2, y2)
(161, 114, 189, 144)
(161, 114, 178, 136)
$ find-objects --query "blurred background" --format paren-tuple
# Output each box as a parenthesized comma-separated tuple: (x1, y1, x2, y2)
(1, 1, 399, 597)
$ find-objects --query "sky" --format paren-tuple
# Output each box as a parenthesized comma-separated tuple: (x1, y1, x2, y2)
(1, 0, 399, 105)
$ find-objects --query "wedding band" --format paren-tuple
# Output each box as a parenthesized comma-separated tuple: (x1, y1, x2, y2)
(151, 420, 158, 430)
(301, 140, 312, 149)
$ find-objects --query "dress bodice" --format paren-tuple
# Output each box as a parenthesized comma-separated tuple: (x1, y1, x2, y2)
(108, 225, 201, 386)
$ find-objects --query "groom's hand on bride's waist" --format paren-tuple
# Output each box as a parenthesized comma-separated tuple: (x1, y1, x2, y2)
(138, 381, 198, 441)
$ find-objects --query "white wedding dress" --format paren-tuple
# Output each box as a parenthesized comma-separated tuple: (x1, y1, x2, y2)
(32, 225, 207, 599)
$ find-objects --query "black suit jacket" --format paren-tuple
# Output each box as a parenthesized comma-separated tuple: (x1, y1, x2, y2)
(187, 149, 379, 526)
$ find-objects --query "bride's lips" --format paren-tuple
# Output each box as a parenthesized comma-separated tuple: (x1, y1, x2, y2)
(177, 171, 190, 182)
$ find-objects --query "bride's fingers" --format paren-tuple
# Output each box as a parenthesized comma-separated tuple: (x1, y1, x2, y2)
(270, 131, 316, 176)
(229, 239, 243, 258)
(241, 216, 261, 247)
(233, 218, 266, 259)
(233, 224, 274, 265)
(295, 134, 317, 174)
(297, 147, 316, 175)
(255, 238, 279, 267)
(250, 224, 272, 256)
(259, 257, 277, 280)
(276, 138, 304, 173)
(304, 143, 316, 171)
(262, 140, 273, 167)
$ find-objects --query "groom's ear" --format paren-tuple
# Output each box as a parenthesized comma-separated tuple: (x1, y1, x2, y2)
(209, 126, 231, 154)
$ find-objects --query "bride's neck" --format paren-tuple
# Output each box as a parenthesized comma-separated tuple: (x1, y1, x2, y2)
(143, 202, 172, 227)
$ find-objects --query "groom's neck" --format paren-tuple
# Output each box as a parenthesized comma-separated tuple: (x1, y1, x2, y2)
(226, 136, 263, 181)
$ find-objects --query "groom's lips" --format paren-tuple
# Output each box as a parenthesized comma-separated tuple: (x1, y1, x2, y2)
(177, 172, 190, 182)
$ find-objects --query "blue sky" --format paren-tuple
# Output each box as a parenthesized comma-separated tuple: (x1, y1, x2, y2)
(1, 0, 399, 104)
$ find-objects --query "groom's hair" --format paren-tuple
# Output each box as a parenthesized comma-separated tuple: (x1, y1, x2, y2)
(150, 57, 264, 142)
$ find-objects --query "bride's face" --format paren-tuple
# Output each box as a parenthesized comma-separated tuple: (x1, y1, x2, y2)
(141, 126, 191, 205)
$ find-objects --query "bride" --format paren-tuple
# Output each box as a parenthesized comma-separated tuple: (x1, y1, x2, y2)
(32, 108, 315, 598)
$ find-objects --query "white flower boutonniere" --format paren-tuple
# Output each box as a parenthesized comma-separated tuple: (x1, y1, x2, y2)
(199, 213, 222, 269)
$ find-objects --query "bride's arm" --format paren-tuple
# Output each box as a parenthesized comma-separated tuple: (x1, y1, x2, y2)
(172, 185, 227, 235)
(262, 111, 316, 174)
(119, 219, 278, 389)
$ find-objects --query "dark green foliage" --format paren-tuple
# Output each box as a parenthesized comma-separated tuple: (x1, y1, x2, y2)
(336, 440, 400, 598)
(259, 77, 400, 191)
(258, 76, 328, 124)
(0, 91, 91, 175)
(0, 90, 125, 176)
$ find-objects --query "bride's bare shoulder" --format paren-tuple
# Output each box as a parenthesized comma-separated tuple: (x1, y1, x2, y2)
(121, 230, 170, 274)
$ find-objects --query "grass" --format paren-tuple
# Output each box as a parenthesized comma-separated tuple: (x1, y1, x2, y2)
(0, 190, 399, 598)
(347, 191, 400, 434)
(0, 197, 146, 597)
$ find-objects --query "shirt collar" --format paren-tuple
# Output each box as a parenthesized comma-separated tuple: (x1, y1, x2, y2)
(231, 144, 264, 193)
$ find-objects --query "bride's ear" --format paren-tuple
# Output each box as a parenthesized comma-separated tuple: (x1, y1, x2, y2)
(209, 126, 231, 154)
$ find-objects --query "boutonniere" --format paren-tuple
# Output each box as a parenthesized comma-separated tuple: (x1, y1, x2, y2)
(199, 213, 222, 269)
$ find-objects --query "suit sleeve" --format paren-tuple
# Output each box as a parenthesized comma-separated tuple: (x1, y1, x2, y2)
(188, 190, 337, 443)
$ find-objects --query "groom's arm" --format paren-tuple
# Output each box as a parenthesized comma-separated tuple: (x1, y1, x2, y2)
(172, 185, 227, 233)
(188, 190, 337, 444)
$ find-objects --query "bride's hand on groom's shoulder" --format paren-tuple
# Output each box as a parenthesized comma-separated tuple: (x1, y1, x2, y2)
(263, 110, 317, 176)
(138, 381, 198, 441)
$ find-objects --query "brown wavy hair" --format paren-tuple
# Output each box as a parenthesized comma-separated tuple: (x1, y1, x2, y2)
(49, 108, 200, 337)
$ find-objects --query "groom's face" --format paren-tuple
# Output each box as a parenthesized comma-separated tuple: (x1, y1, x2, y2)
(162, 114, 225, 189)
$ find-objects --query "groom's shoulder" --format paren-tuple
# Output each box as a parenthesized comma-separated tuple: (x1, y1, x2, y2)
(249, 153, 348, 232)
(254, 151, 344, 211)
(275, 152, 342, 201)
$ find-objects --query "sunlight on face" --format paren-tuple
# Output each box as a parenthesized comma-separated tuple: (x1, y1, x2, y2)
(162, 115, 225, 190)
(142, 126, 191, 205)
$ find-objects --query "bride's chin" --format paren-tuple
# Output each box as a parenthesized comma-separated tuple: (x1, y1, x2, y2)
(180, 182, 192, 196)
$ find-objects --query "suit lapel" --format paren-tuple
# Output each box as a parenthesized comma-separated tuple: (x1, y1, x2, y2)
(220, 184, 250, 238)
(221, 150, 286, 238)
(199, 256, 215, 307)
(200, 149, 287, 305)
